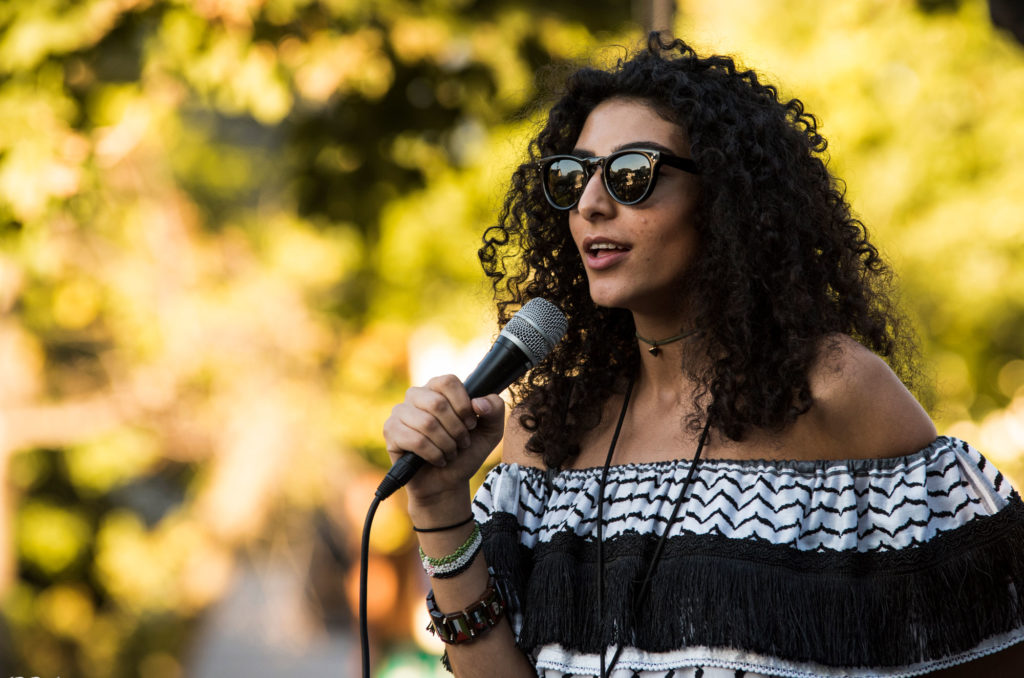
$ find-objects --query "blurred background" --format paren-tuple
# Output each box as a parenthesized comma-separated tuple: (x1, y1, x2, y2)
(0, 0, 1022, 676)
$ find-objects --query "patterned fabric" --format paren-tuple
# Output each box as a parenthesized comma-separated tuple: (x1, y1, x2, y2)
(471, 437, 1024, 678)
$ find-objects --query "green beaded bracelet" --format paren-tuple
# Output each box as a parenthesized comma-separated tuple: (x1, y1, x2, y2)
(419, 523, 482, 578)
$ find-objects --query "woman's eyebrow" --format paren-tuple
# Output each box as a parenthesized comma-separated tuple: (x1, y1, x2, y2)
(568, 141, 678, 157)
(616, 141, 675, 154)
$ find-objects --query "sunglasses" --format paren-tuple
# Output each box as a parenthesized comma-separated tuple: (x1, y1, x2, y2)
(536, 148, 700, 210)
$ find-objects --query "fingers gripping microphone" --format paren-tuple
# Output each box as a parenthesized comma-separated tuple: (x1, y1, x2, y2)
(361, 301, 565, 678)
(375, 298, 567, 500)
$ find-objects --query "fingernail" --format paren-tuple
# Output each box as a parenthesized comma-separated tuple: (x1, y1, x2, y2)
(473, 397, 492, 415)
(464, 417, 477, 430)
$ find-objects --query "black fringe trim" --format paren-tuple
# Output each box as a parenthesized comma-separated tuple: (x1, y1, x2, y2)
(481, 493, 1024, 669)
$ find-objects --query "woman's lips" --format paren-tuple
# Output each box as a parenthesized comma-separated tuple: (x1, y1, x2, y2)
(583, 239, 631, 270)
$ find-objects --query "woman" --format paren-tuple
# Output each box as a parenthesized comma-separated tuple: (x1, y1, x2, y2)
(382, 35, 1024, 677)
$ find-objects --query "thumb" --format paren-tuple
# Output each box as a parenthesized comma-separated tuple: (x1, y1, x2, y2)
(471, 394, 506, 432)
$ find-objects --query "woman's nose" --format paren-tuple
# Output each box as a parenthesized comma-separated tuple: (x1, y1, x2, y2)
(576, 167, 615, 220)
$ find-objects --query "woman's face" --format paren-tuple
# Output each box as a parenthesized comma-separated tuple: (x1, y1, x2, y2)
(568, 97, 700, 318)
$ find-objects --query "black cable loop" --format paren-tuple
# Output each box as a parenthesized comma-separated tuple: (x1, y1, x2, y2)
(598, 376, 635, 678)
(598, 381, 711, 678)
(604, 419, 710, 676)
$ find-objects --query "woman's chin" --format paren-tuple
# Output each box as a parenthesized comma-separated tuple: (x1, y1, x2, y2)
(587, 288, 626, 309)
(588, 289, 641, 312)
(588, 288, 684, 318)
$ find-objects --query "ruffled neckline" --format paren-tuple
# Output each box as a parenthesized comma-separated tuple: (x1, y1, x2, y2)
(506, 434, 960, 478)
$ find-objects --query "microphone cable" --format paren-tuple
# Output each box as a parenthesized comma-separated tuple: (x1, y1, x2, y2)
(359, 496, 380, 678)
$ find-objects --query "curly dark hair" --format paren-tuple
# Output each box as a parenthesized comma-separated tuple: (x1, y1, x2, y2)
(478, 34, 920, 469)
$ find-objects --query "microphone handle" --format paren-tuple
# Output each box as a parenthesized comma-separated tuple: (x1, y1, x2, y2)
(375, 335, 532, 500)
(375, 453, 426, 500)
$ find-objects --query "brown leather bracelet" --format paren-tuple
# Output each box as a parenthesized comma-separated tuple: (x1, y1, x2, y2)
(425, 572, 506, 645)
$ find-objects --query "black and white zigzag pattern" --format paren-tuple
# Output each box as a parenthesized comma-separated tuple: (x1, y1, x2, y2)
(473, 436, 1010, 553)
(470, 437, 1024, 677)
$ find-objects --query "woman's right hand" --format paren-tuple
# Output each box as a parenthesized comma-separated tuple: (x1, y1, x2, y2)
(382, 374, 506, 508)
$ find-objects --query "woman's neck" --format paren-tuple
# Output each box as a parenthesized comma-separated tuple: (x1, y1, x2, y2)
(632, 311, 701, 402)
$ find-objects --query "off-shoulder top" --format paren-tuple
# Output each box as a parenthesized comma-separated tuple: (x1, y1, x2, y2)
(470, 436, 1024, 678)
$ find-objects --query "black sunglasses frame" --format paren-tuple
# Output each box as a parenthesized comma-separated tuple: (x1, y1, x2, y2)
(536, 148, 700, 211)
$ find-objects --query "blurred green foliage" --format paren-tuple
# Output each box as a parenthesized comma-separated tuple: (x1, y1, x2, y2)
(0, 0, 1021, 676)
(0, 1, 635, 675)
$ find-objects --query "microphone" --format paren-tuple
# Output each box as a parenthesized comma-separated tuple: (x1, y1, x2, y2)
(375, 298, 567, 500)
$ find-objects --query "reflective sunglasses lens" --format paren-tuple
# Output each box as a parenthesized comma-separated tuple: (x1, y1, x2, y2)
(606, 152, 654, 204)
(545, 158, 586, 208)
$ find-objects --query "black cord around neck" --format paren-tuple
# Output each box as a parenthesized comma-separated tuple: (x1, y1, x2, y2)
(597, 384, 711, 678)
(597, 376, 634, 678)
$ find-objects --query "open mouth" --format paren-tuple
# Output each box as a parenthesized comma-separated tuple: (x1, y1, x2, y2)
(588, 242, 631, 257)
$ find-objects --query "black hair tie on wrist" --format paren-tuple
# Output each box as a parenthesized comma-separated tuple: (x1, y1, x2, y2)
(412, 515, 474, 533)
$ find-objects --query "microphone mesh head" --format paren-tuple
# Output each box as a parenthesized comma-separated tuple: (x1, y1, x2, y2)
(500, 298, 568, 366)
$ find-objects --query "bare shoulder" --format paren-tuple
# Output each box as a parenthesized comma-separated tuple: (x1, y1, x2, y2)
(803, 334, 937, 460)
(501, 404, 546, 469)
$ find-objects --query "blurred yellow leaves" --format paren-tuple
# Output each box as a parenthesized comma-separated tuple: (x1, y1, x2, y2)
(372, 123, 522, 331)
(36, 583, 95, 639)
(999, 360, 1024, 399)
(469, 12, 535, 109)
(390, 16, 457, 65)
(0, 0, 144, 72)
(0, 320, 44, 404)
(17, 501, 91, 576)
(535, 18, 599, 61)
(0, 74, 87, 220)
(137, 652, 183, 678)
(231, 42, 293, 123)
(0, 144, 84, 222)
(193, 0, 264, 26)
(95, 509, 234, 614)
(263, 217, 362, 289)
(158, 515, 235, 611)
(53, 278, 103, 329)
(94, 510, 178, 612)
(333, 322, 410, 454)
(280, 29, 395, 103)
(157, 9, 293, 122)
(337, 322, 409, 391)
(0, 1, 639, 676)
(66, 428, 161, 496)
